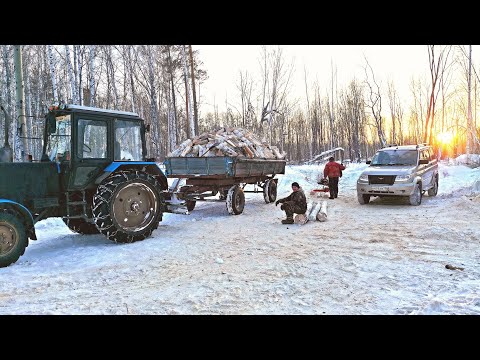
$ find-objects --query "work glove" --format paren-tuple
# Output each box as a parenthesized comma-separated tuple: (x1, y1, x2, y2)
(275, 200, 280, 206)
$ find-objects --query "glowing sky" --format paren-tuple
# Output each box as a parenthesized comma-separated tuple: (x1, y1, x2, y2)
(193, 45, 461, 114)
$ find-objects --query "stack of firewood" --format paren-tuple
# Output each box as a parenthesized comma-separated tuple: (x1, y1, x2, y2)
(167, 126, 287, 159)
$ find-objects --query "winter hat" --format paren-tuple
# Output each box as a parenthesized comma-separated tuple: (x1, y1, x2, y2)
(329, 156, 335, 161)
(292, 182, 300, 188)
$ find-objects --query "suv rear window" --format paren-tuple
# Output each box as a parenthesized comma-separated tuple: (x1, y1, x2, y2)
(371, 149, 418, 166)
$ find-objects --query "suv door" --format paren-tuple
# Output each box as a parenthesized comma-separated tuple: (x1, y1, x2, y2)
(420, 148, 435, 188)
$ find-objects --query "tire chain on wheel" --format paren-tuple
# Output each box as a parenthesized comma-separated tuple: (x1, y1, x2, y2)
(63, 218, 99, 235)
(63, 191, 99, 235)
(92, 170, 164, 243)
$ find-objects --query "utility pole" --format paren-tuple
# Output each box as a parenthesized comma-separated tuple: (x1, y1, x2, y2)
(466, 45, 472, 164)
(189, 45, 199, 135)
(14, 45, 28, 161)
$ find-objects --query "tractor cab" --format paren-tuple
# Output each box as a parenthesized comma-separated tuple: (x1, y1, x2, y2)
(44, 104, 148, 191)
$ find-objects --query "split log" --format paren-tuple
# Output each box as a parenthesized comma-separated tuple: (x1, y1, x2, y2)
(308, 202, 321, 221)
(180, 144, 193, 157)
(190, 144, 200, 157)
(306, 200, 314, 217)
(316, 201, 327, 222)
(294, 213, 308, 225)
(241, 144, 254, 158)
(169, 127, 287, 159)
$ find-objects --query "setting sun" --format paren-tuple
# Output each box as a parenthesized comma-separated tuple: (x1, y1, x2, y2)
(437, 131, 454, 145)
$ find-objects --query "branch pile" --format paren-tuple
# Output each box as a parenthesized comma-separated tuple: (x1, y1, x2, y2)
(167, 127, 287, 160)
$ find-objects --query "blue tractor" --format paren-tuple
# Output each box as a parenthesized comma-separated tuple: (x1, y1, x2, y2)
(0, 104, 168, 267)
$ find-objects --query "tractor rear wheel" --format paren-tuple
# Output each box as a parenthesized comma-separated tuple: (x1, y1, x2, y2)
(63, 218, 100, 235)
(0, 212, 28, 268)
(92, 171, 163, 243)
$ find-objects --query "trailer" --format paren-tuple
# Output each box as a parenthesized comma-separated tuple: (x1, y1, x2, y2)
(163, 156, 286, 215)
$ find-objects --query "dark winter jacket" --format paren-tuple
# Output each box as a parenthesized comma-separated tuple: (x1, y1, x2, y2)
(324, 161, 346, 178)
(278, 188, 307, 212)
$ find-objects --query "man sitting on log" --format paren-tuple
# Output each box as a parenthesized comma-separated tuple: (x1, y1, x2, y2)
(275, 182, 307, 224)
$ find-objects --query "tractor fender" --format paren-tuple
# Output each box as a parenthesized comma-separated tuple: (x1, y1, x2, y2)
(95, 162, 168, 190)
(0, 199, 37, 240)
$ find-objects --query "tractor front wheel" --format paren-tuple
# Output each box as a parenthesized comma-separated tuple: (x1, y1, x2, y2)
(0, 212, 28, 268)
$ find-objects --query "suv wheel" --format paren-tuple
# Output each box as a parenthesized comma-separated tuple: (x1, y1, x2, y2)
(427, 175, 438, 196)
(409, 182, 422, 205)
(357, 193, 370, 205)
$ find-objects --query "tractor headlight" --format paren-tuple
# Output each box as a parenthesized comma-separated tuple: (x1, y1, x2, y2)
(395, 174, 412, 182)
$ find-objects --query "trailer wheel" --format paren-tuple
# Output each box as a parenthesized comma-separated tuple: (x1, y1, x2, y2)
(263, 179, 278, 203)
(186, 200, 196, 212)
(219, 190, 228, 200)
(0, 212, 28, 268)
(92, 171, 163, 243)
(226, 185, 245, 215)
(63, 218, 100, 235)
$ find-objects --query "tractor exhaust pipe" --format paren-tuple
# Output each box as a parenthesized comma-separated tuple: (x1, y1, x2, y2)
(0, 105, 13, 162)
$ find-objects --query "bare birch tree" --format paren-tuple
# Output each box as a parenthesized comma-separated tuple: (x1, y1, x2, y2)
(423, 45, 453, 145)
(65, 45, 78, 104)
(182, 45, 195, 138)
(47, 45, 58, 103)
(88, 45, 96, 107)
(188, 45, 199, 135)
(363, 56, 386, 148)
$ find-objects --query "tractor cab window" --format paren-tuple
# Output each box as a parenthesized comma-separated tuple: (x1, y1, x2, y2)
(114, 120, 142, 161)
(77, 119, 108, 159)
(46, 114, 71, 162)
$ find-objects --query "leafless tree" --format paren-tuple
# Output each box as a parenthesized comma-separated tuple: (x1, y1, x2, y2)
(236, 70, 255, 129)
(363, 56, 386, 147)
(423, 45, 453, 145)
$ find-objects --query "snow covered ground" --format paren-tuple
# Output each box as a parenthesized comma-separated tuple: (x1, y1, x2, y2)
(1, 159, 480, 315)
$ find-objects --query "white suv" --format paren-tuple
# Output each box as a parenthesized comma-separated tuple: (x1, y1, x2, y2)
(356, 144, 439, 205)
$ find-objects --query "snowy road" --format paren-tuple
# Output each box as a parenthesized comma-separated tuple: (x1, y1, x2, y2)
(1, 162, 480, 314)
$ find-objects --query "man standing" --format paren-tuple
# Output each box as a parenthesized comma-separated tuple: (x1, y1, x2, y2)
(323, 156, 346, 199)
(275, 182, 307, 224)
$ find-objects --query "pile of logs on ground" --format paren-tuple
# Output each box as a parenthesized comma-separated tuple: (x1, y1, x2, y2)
(168, 127, 287, 159)
(295, 200, 328, 225)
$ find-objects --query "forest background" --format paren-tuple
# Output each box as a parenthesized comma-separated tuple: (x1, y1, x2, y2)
(0, 45, 478, 163)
